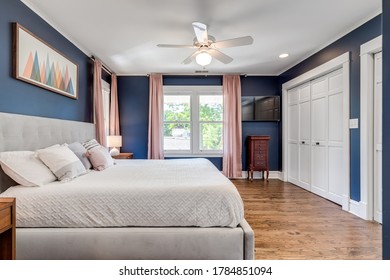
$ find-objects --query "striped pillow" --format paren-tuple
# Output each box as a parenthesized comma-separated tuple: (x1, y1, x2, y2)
(82, 139, 101, 151)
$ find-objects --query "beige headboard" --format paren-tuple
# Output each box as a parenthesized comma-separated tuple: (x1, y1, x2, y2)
(0, 112, 95, 192)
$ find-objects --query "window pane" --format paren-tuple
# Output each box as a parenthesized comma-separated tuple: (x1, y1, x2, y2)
(164, 123, 191, 151)
(199, 95, 223, 121)
(200, 123, 223, 150)
(164, 95, 191, 121)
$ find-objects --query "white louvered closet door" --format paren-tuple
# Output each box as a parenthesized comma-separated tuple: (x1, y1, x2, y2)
(327, 69, 345, 204)
(310, 69, 344, 205)
(298, 84, 311, 191)
(287, 87, 299, 186)
(310, 75, 329, 198)
(287, 68, 345, 205)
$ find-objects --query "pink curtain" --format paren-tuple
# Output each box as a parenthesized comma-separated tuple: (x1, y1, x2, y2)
(93, 59, 106, 147)
(147, 74, 164, 159)
(109, 74, 120, 135)
(222, 75, 242, 178)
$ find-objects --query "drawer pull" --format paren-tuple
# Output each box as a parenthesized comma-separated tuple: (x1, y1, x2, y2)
(316, 142, 320, 145)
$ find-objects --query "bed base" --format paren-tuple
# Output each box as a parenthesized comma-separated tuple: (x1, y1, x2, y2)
(17, 219, 254, 260)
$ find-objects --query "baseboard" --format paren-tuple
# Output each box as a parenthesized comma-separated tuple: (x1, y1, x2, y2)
(341, 195, 349, 211)
(241, 171, 283, 180)
(349, 200, 369, 220)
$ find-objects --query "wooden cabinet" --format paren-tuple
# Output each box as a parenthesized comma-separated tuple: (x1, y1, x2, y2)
(112, 152, 134, 159)
(0, 197, 16, 260)
(246, 136, 270, 181)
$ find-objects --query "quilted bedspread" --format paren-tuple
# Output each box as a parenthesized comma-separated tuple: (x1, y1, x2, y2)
(0, 158, 244, 228)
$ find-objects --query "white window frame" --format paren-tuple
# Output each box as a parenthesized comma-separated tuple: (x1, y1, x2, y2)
(163, 86, 223, 157)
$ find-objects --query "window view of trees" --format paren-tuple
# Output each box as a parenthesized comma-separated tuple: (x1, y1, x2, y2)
(163, 94, 223, 153)
(163, 96, 191, 151)
(199, 96, 223, 150)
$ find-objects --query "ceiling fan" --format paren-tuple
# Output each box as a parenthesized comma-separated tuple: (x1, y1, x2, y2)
(157, 22, 254, 67)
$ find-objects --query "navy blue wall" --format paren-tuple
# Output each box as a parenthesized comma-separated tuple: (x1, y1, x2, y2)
(382, 0, 389, 260)
(279, 15, 382, 201)
(118, 76, 150, 159)
(241, 77, 280, 171)
(0, 1, 92, 122)
(163, 75, 222, 86)
(118, 75, 279, 171)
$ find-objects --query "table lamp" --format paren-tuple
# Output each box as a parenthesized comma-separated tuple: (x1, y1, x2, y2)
(107, 135, 122, 156)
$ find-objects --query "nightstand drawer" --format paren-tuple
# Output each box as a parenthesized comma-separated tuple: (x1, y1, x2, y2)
(0, 207, 11, 231)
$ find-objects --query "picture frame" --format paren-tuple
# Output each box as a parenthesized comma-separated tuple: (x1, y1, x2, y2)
(13, 23, 78, 99)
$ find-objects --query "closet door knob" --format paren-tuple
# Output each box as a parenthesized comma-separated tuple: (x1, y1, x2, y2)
(316, 142, 320, 145)
(301, 141, 305, 144)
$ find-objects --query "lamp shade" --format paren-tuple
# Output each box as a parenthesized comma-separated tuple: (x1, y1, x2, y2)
(196, 51, 212, 66)
(107, 135, 122, 148)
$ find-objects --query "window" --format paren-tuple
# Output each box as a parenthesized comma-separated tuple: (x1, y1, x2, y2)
(163, 86, 223, 156)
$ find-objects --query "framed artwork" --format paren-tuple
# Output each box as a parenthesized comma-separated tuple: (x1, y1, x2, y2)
(13, 23, 78, 99)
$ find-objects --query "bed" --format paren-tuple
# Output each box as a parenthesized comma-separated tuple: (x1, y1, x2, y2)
(0, 112, 254, 260)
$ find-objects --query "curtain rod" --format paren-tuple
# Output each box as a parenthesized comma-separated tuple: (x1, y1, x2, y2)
(90, 56, 113, 75)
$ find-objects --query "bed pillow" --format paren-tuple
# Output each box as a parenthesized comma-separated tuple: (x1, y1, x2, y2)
(67, 142, 92, 170)
(86, 146, 114, 171)
(82, 139, 101, 151)
(0, 151, 57, 187)
(36, 145, 86, 181)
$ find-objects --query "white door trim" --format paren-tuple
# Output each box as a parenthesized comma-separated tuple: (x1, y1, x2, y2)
(359, 35, 382, 220)
(282, 52, 350, 211)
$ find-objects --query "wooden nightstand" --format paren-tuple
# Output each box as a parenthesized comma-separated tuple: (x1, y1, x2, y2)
(0, 197, 16, 260)
(112, 152, 134, 159)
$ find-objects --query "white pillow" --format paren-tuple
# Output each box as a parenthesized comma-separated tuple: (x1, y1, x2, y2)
(36, 145, 86, 181)
(0, 151, 57, 187)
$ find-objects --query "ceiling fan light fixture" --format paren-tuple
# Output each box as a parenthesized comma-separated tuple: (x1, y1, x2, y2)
(196, 51, 212, 66)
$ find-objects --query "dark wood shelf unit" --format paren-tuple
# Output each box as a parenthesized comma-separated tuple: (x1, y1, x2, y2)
(246, 135, 270, 182)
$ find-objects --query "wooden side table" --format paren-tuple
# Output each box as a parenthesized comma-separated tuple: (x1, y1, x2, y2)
(112, 152, 134, 159)
(246, 135, 270, 182)
(0, 197, 16, 260)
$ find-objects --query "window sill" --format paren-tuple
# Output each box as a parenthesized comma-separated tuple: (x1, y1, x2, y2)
(164, 154, 223, 158)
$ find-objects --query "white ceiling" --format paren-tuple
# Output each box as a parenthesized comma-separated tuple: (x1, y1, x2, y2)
(21, 0, 381, 75)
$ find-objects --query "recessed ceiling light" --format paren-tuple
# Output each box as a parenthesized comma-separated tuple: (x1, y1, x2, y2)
(279, 53, 289, 58)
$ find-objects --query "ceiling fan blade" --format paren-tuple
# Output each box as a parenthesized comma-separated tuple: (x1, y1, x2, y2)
(192, 22, 208, 45)
(182, 50, 199, 64)
(157, 44, 195, 48)
(212, 36, 254, 48)
(208, 49, 233, 64)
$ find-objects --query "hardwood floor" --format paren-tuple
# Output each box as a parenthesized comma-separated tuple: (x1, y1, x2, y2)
(233, 179, 382, 260)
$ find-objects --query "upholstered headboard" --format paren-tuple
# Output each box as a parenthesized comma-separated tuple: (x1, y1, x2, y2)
(0, 112, 95, 192)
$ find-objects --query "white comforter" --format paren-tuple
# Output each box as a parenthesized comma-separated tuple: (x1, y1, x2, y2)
(1, 159, 244, 228)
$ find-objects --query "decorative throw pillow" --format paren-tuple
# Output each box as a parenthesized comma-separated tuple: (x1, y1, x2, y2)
(0, 151, 56, 187)
(67, 142, 92, 169)
(82, 139, 101, 151)
(86, 146, 114, 171)
(36, 145, 86, 181)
